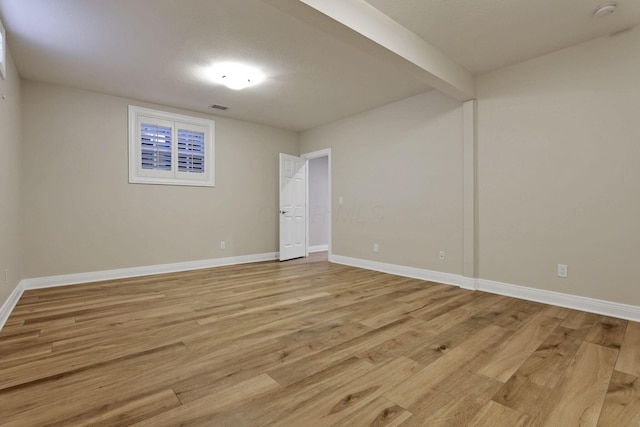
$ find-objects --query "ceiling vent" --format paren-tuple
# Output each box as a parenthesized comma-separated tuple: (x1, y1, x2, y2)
(209, 104, 229, 111)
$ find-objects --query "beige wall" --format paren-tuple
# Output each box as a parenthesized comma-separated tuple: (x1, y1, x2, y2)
(5, 25, 640, 312)
(0, 47, 22, 306)
(21, 81, 299, 278)
(301, 90, 464, 273)
(476, 26, 640, 305)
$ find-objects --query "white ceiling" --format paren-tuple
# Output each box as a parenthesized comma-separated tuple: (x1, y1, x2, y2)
(1, 0, 638, 131)
(364, 0, 640, 75)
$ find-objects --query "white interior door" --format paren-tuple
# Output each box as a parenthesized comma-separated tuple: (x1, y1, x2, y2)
(279, 153, 306, 261)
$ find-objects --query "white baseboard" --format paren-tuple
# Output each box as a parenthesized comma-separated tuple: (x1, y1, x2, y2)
(0, 252, 277, 330)
(329, 254, 462, 287)
(476, 278, 640, 322)
(308, 244, 329, 253)
(329, 254, 640, 322)
(0, 281, 26, 330)
(459, 277, 478, 290)
(3, 252, 639, 330)
(21, 252, 278, 290)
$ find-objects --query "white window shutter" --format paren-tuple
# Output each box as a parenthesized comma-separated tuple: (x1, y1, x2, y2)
(141, 123, 172, 171)
(177, 128, 205, 174)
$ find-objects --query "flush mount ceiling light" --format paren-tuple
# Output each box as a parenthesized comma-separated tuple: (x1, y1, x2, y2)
(206, 62, 265, 90)
(593, 2, 617, 17)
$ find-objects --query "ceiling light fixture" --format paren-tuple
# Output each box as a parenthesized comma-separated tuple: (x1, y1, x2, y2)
(222, 74, 251, 90)
(205, 62, 265, 90)
(593, 2, 617, 17)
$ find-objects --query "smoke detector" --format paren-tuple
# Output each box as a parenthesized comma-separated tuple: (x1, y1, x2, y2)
(593, 3, 617, 17)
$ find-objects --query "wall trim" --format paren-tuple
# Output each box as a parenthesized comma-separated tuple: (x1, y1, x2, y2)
(4, 252, 639, 329)
(329, 254, 462, 287)
(476, 278, 640, 322)
(0, 252, 276, 330)
(308, 244, 329, 253)
(460, 277, 478, 290)
(0, 281, 26, 330)
(21, 252, 278, 291)
(329, 254, 640, 322)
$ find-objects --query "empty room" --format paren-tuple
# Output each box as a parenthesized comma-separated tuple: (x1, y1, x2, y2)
(1, 0, 639, 425)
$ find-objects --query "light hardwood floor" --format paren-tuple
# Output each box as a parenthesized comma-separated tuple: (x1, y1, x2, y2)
(1, 253, 639, 426)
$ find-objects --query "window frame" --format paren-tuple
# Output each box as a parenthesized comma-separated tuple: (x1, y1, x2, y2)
(128, 105, 215, 187)
(0, 18, 6, 80)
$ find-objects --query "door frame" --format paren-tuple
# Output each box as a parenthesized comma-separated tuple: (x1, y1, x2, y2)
(301, 148, 331, 258)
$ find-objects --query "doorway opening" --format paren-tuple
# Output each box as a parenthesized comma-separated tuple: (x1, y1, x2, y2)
(307, 156, 329, 253)
(303, 149, 331, 258)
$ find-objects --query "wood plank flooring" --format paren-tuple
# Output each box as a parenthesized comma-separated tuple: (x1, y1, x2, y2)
(1, 252, 639, 426)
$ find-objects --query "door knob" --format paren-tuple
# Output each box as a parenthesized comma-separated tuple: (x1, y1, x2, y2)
(280, 210, 289, 214)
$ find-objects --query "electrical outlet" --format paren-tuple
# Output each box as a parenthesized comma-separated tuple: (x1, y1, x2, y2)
(373, 243, 379, 253)
(557, 264, 568, 278)
(439, 251, 445, 261)
(220, 241, 226, 250)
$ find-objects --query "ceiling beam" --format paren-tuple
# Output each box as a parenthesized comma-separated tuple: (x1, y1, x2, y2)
(296, 0, 475, 101)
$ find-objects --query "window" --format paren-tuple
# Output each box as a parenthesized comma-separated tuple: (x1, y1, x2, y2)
(0, 18, 6, 80)
(128, 106, 214, 187)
